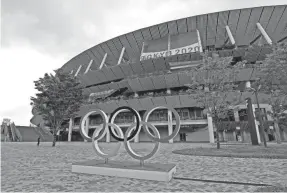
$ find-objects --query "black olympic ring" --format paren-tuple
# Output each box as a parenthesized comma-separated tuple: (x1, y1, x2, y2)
(108, 106, 141, 141)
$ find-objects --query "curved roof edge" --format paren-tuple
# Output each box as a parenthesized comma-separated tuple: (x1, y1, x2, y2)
(62, 4, 287, 72)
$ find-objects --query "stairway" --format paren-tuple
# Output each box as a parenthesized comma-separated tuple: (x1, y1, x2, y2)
(10, 122, 22, 141)
(7, 125, 14, 141)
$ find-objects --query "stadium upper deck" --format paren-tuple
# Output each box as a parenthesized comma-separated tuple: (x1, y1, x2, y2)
(31, 5, 287, 130)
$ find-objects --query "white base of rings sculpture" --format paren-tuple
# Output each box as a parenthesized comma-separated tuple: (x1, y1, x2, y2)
(72, 105, 180, 182)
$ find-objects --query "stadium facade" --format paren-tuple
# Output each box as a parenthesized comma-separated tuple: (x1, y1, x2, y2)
(31, 5, 287, 143)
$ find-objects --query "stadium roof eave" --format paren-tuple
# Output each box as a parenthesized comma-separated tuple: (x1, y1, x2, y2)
(62, 5, 287, 75)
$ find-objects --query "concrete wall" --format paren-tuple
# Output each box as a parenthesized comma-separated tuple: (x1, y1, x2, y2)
(224, 131, 236, 141)
(182, 127, 209, 142)
(139, 126, 169, 142)
(138, 125, 210, 142)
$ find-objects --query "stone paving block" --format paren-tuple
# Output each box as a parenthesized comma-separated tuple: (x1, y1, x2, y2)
(1, 142, 286, 192)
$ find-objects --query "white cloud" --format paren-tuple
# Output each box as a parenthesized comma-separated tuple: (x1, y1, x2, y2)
(1, 0, 286, 125)
(0, 46, 65, 125)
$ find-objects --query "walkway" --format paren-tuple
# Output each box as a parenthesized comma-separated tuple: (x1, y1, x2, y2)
(1, 142, 286, 192)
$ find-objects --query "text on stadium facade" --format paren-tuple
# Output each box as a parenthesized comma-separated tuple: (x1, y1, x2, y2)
(140, 43, 200, 61)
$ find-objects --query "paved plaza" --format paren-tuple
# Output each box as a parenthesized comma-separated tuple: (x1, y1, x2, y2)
(1, 142, 287, 192)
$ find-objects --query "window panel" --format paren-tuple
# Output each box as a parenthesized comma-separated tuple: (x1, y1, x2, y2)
(239, 109, 248, 121)
(195, 108, 203, 119)
(189, 108, 195, 119)
(255, 108, 268, 121)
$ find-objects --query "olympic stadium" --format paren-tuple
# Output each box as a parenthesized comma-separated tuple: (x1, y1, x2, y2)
(30, 5, 287, 143)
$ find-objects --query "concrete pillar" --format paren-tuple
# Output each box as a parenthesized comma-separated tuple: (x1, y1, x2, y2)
(234, 109, 243, 142)
(283, 131, 287, 142)
(233, 131, 237, 141)
(168, 109, 173, 143)
(234, 109, 241, 131)
(68, 118, 73, 142)
(252, 104, 261, 144)
(265, 131, 269, 142)
(266, 105, 273, 121)
(84, 117, 89, 142)
(243, 131, 248, 142)
(106, 127, 110, 143)
(133, 116, 140, 143)
(167, 88, 171, 94)
(207, 114, 215, 143)
(134, 132, 140, 142)
(223, 131, 227, 142)
(218, 132, 224, 142)
(106, 114, 110, 143)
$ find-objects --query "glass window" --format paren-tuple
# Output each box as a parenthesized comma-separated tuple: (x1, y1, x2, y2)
(155, 111, 160, 121)
(89, 118, 95, 125)
(189, 108, 195, 119)
(96, 117, 103, 124)
(115, 113, 124, 123)
(228, 110, 235, 121)
(195, 108, 203, 119)
(74, 117, 80, 125)
(239, 109, 248, 121)
(159, 110, 167, 121)
(182, 109, 189, 120)
(255, 108, 268, 121)
(174, 109, 181, 120)
(125, 113, 133, 123)
(149, 111, 157, 121)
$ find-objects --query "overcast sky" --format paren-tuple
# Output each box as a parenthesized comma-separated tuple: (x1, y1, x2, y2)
(1, 0, 286, 126)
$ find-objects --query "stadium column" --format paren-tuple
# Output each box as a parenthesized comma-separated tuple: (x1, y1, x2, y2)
(234, 109, 240, 141)
(68, 118, 73, 142)
(207, 113, 215, 143)
(84, 117, 89, 142)
(133, 115, 139, 143)
(168, 109, 173, 143)
(166, 89, 171, 95)
(266, 105, 278, 140)
(106, 114, 110, 143)
(252, 104, 261, 144)
(283, 131, 287, 142)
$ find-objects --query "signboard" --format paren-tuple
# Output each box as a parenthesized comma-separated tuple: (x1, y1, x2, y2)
(140, 31, 202, 61)
(89, 89, 115, 99)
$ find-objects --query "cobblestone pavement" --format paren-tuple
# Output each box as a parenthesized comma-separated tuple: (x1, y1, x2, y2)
(1, 142, 287, 192)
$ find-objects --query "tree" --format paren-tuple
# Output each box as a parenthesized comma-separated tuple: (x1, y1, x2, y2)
(255, 42, 287, 143)
(279, 114, 287, 140)
(186, 53, 243, 149)
(31, 69, 85, 146)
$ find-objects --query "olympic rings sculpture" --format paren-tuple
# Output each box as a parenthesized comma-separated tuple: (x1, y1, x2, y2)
(79, 105, 181, 163)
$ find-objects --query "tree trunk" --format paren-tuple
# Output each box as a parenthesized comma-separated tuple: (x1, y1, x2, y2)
(52, 129, 57, 147)
(214, 112, 220, 149)
(216, 130, 220, 149)
(215, 122, 220, 149)
(274, 119, 282, 144)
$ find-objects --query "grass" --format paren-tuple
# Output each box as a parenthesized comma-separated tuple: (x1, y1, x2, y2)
(172, 143, 287, 159)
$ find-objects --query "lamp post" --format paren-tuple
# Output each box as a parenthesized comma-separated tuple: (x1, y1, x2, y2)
(246, 83, 267, 147)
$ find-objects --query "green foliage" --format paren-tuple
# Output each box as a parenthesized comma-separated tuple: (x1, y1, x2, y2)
(279, 116, 287, 132)
(30, 69, 85, 143)
(256, 42, 287, 124)
(251, 42, 287, 143)
(186, 53, 244, 121)
(185, 52, 246, 148)
(257, 42, 287, 94)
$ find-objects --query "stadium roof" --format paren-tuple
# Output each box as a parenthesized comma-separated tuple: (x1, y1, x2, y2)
(62, 5, 287, 75)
